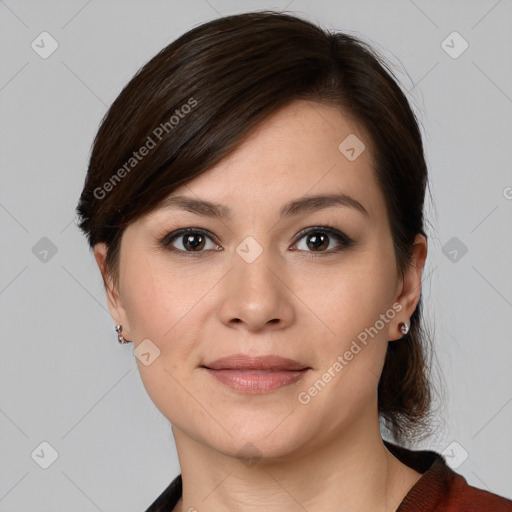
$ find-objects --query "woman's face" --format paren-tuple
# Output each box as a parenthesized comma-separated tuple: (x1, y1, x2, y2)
(96, 99, 425, 461)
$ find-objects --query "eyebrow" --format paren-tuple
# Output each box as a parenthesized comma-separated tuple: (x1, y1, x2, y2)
(158, 193, 370, 220)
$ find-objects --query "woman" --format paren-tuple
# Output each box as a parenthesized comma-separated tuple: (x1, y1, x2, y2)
(76, 11, 512, 512)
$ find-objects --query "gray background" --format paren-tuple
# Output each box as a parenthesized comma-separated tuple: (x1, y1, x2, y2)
(1, 0, 511, 510)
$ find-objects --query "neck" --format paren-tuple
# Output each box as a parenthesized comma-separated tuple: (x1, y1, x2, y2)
(171, 405, 421, 512)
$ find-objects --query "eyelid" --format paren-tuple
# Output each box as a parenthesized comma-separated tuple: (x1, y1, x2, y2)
(292, 225, 350, 244)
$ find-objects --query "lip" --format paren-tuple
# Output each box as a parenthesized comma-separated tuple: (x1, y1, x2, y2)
(201, 354, 310, 394)
(202, 354, 309, 371)
(203, 368, 309, 393)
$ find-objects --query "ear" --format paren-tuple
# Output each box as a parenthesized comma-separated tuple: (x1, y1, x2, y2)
(390, 233, 428, 341)
(93, 243, 132, 338)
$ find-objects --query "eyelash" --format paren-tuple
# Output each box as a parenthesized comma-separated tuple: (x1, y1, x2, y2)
(159, 225, 355, 259)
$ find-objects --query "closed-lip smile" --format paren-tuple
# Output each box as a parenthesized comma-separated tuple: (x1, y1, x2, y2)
(201, 354, 311, 393)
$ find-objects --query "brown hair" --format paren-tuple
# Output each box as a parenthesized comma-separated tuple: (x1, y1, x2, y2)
(76, 10, 435, 442)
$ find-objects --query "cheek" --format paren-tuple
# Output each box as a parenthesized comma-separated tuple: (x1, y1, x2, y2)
(120, 256, 204, 418)
(293, 253, 396, 345)
(120, 251, 194, 339)
(294, 251, 396, 405)
(119, 252, 215, 386)
(297, 269, 392, 428)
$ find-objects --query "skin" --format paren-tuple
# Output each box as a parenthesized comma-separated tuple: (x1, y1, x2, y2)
(94, 99, 427, 512)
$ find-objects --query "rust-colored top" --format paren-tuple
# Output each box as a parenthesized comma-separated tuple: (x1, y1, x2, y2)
(385, 441, 512, 511)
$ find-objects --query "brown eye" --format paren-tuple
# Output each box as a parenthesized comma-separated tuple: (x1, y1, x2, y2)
(292, 227, 354, 254)
(162, 228, 220, 255)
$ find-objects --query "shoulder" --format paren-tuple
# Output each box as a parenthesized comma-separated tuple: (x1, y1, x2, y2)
(440, 472, 512, 511)
(384, 440, 512, 512)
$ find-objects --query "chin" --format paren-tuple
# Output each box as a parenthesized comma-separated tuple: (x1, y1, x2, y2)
(213, 422, 309, 464)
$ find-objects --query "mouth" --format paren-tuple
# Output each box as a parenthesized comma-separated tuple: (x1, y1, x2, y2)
(200, 354, 310, 393)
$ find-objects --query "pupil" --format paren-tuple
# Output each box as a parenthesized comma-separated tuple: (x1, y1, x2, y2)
(185, 234, 204, 250)
(308, 233, 328, 251)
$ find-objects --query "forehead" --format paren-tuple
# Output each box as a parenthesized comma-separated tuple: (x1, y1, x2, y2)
(151, 100, 386, 223)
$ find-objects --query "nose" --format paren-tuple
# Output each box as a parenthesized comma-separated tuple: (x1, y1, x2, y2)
(217, 243, 296, 332)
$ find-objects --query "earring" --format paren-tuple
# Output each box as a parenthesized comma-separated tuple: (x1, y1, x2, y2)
(115, 324, 132, 344)
(398, 321, 410, 336)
